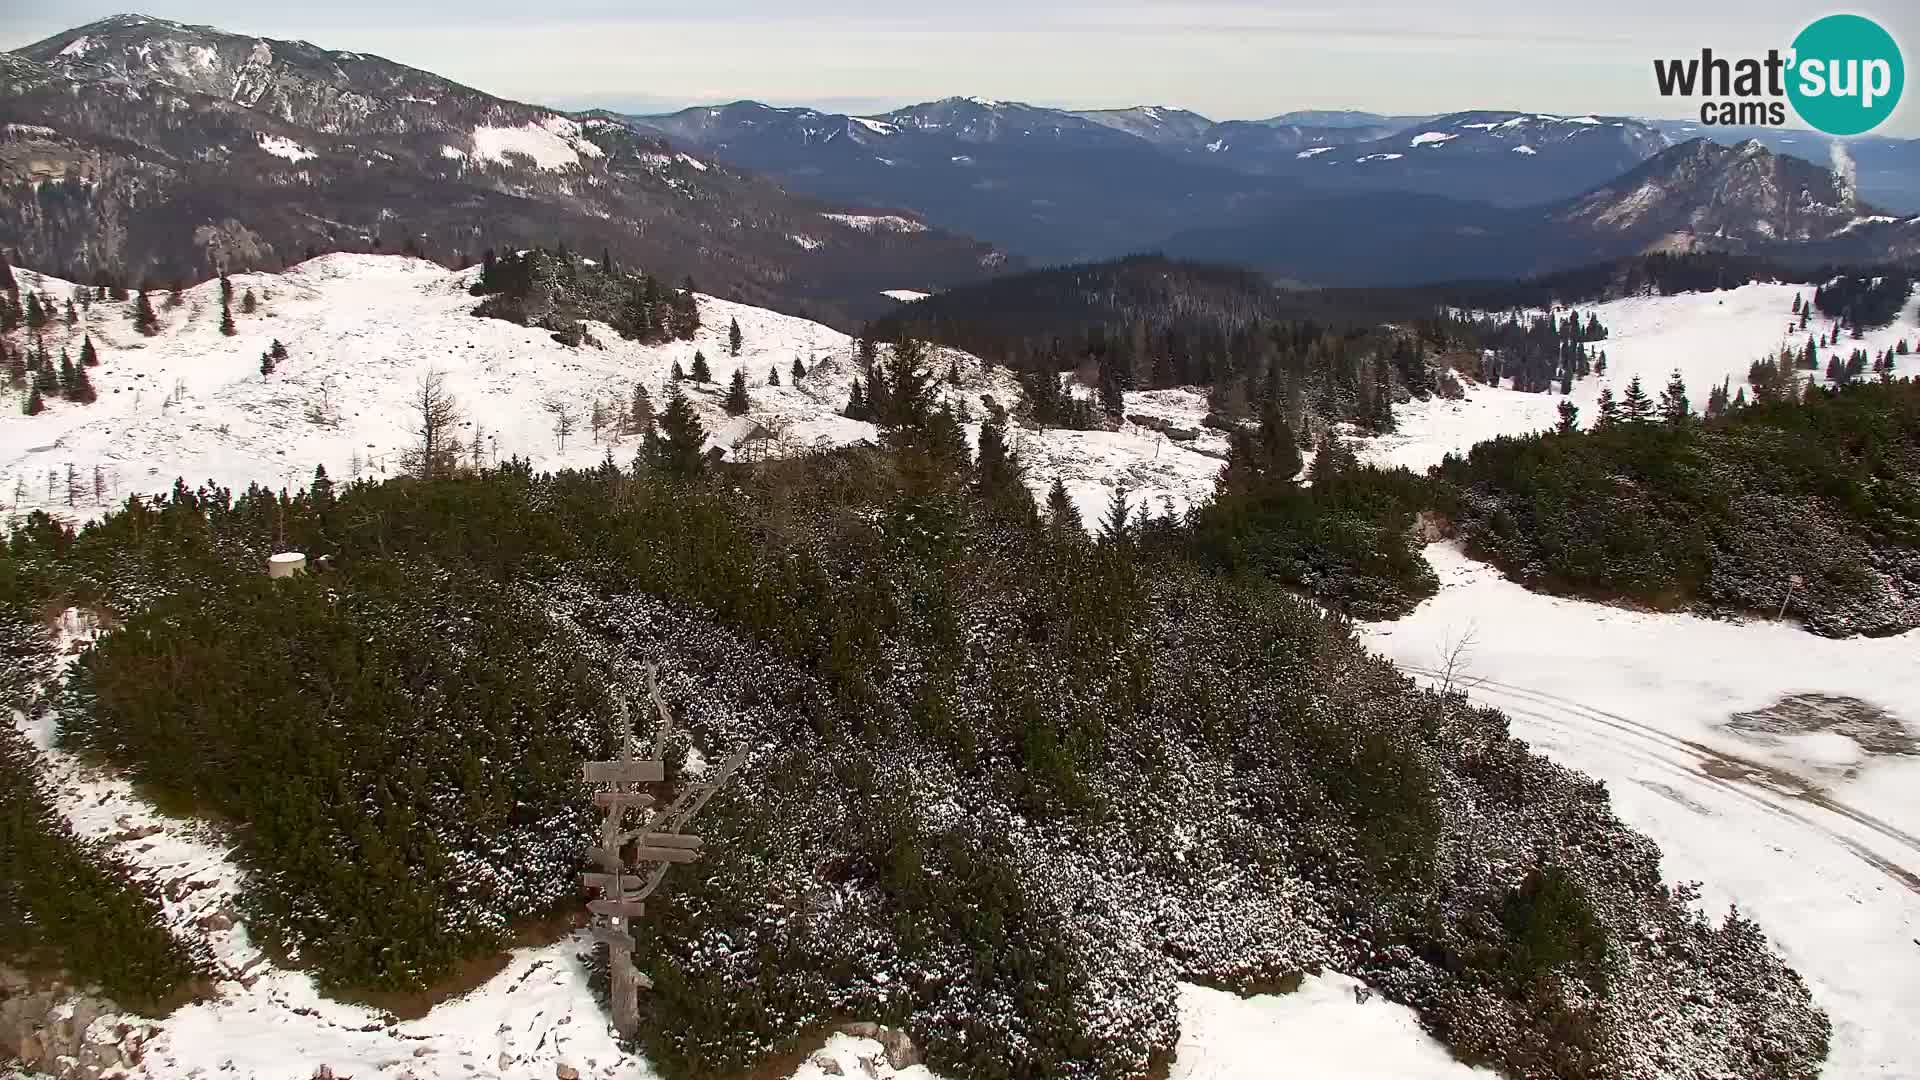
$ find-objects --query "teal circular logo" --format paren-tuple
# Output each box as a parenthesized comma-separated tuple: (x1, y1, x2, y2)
(1788, 14, 1903, 135)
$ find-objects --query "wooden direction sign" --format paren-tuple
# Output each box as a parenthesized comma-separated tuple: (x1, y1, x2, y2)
(630, 844, 700, 865)
(582, 759, 665, 784)
(638, 832, 702, 850)
(592, 925, 636, 951)
(580, 872, 630, 893)
(579, 665, 749, 1039)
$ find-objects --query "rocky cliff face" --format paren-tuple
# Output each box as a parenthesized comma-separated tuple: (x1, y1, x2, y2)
(0, 15, 1006, 325)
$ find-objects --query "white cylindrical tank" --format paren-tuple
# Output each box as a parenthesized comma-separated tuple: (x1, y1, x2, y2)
(268, 552, 308, 578)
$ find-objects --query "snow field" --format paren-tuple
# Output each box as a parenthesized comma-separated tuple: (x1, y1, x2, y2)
(1361, 282, 1920, 473)
(1359, 544, 1920, 1078)
(0, 256, 1226, 537)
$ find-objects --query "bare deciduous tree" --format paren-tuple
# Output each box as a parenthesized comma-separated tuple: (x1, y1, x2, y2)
(401, 368, 462, 480)
(541, 393, 578, 452)
(1437, 621, 1483, 697)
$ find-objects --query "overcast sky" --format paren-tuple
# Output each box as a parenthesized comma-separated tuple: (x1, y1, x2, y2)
(4, 1, 1915, 135)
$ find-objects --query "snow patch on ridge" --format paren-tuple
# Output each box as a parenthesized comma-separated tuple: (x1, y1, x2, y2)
(821, 213, 927, 233)
(256, 133, 315, 163)
(470, 117, 601, 171)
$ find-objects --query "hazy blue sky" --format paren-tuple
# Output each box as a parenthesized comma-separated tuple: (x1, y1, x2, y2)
(5, 1, 1916, 135)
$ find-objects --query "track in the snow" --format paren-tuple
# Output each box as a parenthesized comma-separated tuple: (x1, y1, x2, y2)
(1399, 665, 1920, 894)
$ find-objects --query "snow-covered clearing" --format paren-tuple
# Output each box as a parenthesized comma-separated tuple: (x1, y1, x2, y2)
(1360, 544, 1920, 1078)
(1360, 282, 1920, 473)
(882, 289, 931, 302)
(0, 256, 1225, 533)
(467, 117, 602, 171)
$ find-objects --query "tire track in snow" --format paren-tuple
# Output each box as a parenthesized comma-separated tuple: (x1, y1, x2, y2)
(1400, 665, 1920, 894)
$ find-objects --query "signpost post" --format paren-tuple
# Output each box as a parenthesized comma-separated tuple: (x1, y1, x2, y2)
(579, 666, 747, 1038)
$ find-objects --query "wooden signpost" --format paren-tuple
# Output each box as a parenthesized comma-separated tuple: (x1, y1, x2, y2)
(579, 665, 748, 1038)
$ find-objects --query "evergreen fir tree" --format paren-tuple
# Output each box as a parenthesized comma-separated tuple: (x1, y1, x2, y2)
(310, 464, 335, 515)
(79, 336, 99, 367)
(1803, 336, 1818, 369)
(1555, 400, 1579, 433)
(629, 382, 655, 441)
(57, 350, 78, 399)
(728, 317, 742, 357)
(1659, 370, 1690, 423)
(769, 365, 781, 387)
(23, 386, 43, 415)
(270, 339, 288, 366)
(1098, 485, 1132, 546)
(975, 412, 1014, 493)
(219, 272, 233, 306)
(4, 344, 23, 389)
(260, 349, 276, 377)
(724, 367, 750, 415)
(651, 387, 707, 477)
(671, 360, 686, 381)
(70, 362, 96, 404)
(946, 361, 962, 387)
(1045, 478, 1082, 534)
(792, 356, 807, 381)
(219, 297, 237, 337)
(1595, 387, 1620, 429)
(25, 293, 44, 330)
(65, 298, 78, 326)
(1620, 376, 1655, 423)
(691, 350, 712, 383)
(133, 290, 160, 336)
(844, 378, 868, 421)
(241, 288, 258, 314)
(1098, 367, 1125, 417)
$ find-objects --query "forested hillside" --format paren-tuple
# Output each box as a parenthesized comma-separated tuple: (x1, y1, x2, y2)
(0, 359, 1829, 1078)
(874, 254, 1608, 440)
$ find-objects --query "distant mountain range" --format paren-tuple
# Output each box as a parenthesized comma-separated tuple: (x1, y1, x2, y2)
(625, 99, 1679, 265)
(627, 97, 1918, 283)
(2, 14, 1915, 309)
(1161, 137, 1920, 285)
(0, 15, 1005, 325)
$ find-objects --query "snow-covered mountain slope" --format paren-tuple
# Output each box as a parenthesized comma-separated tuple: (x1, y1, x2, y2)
(0, 254, 1226, 528)
(1360, 544, 1920, 1078)
(1, 16, 1004, 325)
(1360, 281, 1920, 472)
